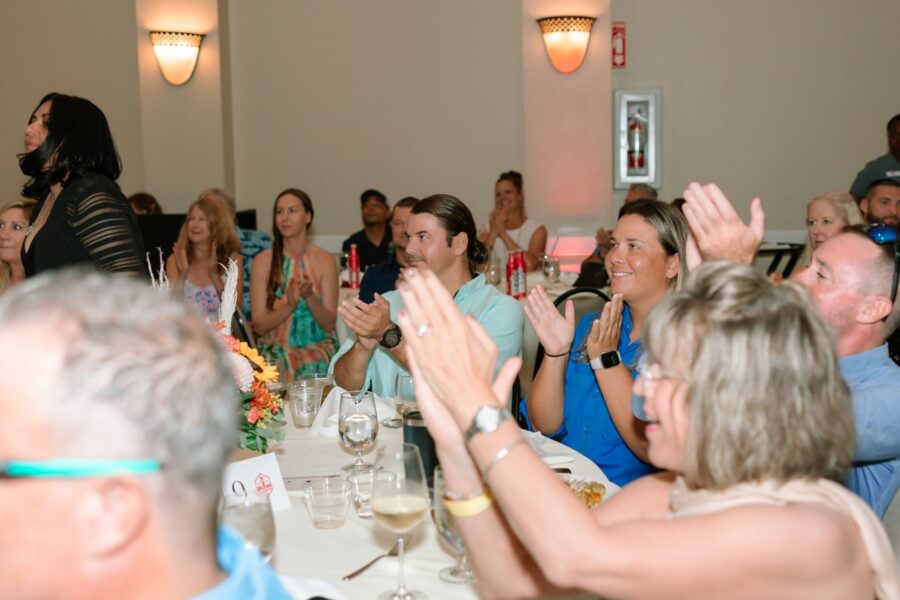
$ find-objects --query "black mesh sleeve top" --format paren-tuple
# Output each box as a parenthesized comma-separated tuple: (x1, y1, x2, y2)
(22, 174, 146, 277)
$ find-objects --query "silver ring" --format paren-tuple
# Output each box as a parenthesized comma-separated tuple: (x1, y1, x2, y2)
(416, 324, 428, 337)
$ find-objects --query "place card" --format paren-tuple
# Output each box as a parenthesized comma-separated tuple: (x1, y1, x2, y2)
(222, 452, 291, 511)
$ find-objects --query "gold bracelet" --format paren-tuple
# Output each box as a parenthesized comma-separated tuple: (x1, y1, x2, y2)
(481, 437, 528, 481)
(442, 490, 494, 518)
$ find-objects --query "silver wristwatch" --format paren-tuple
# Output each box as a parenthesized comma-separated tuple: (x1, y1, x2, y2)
(464, 406, 512, 444)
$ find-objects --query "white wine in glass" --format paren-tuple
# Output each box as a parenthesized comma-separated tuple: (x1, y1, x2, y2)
(371, 444, 429, 600)
(339, 390, 378, 472)
(219, 493, 276, 563)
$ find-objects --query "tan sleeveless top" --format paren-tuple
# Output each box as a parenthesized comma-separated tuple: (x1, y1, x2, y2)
(669, 477, 899, 599)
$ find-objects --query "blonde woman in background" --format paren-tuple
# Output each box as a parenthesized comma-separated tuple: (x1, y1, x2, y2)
(801, 192, 864, 266)
(0, 199, 36, 293)
(165, 196, 242, 322)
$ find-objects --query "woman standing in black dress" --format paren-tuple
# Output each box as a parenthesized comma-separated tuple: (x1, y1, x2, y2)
(19, 93, 145, 276)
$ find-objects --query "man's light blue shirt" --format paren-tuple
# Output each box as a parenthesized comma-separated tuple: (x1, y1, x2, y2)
(329, 274, 524, 397)
(193, 526, 291, 600)
(841, 344, 900, 518)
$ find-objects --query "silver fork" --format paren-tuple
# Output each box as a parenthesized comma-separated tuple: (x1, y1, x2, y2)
(342, 536, 408, 581)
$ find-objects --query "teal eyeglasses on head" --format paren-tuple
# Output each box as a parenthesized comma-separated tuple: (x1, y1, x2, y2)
(0, 459, 162, 479)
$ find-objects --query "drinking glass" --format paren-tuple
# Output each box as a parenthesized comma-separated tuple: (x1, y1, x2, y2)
(433, 466, 476, 583)
(220, 492, 276, 562)
(383, 372, 415, 428)
(305, 476, 350, 529)
(339, 390, 379, 472)
(288, 379, 320, 428)
(485, 254, 502, 286)
(302, 370, 334, 401)
(544, 257, 561, 284)
(371, 444, 429, 600)
(348, 469, 375, 518)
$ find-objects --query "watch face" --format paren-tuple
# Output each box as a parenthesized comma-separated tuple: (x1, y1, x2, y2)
(601, 351, 620, 369)
(381, 326, 402, 348)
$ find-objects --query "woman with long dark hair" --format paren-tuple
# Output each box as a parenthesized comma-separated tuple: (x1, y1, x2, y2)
(250, 189, 338, 381)
(19, 93, 144, 275)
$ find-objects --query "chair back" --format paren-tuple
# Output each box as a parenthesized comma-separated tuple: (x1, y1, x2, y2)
(531, 287, 610, 380)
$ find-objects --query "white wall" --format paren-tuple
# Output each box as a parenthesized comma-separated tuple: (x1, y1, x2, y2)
(0, 1, 145, 201)
(610, 0, 900, 231)
(227, 0, 524, 236)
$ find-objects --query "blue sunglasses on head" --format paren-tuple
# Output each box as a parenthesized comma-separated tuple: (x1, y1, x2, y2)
(866, 225, 899, 305)
(0, 459, 162, 479)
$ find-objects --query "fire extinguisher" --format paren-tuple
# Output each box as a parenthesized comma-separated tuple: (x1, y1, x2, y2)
(628, 109, 645, 170)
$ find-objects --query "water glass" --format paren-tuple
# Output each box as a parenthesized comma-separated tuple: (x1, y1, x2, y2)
(543, 256, 561, 284)
(288, 380, 320, 428)
(220, 492, 276, 562)
(302, 370, 333, 401)
(433, 466, 476, 583)
(348, 469, 375, 518)
(339, 390, 379, 472)
(305, 476, 350, 530)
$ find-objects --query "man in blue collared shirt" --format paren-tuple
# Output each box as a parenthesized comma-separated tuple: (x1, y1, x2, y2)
(331, 194, 523, 397)
(793, 231, 900, 517)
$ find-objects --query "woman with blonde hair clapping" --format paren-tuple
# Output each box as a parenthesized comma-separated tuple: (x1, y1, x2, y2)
(395, 261, 898, 599)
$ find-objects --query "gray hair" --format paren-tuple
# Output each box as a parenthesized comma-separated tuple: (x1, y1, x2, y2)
(643, 261, 855, 489)
(0, 270, 239, 512)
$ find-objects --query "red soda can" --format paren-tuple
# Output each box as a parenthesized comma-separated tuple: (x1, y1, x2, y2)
(349, 244, 360, 289)
(506, 252, 516, 296)
(515, 251, 527, 299)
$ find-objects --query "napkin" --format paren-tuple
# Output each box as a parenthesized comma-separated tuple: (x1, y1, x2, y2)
(522, 429, 575, 465)
(310, 386, 398, 437)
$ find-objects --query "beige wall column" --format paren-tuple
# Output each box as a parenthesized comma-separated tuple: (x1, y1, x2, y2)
(135, 0, 231, 212)
(522, 0, 613, 244)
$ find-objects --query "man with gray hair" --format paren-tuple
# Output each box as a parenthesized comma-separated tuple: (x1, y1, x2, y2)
(0, 270, 294, 598)
(681, 182, 900, 518)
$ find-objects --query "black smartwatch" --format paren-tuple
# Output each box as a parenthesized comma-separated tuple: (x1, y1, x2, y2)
(379, 324, 402, 349)
(590, 350, 621, 370)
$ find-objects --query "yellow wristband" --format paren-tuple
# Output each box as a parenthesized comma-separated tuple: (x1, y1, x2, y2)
(442, 490, 494, 518)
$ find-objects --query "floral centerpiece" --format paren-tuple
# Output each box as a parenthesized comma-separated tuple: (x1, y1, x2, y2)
(149, 252, 285, 452)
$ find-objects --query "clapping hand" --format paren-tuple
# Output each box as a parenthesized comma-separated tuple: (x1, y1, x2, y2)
(338, 293, 392, 350)
(395, 268, 521, 432)
(682, 182, 765, 265)
(586, 294, 623, 359)
(172, 243, 189, 275)
(523, 285, 574, 356)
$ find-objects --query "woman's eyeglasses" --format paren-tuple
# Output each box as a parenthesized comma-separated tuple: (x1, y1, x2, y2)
(0, 458, 162, 479)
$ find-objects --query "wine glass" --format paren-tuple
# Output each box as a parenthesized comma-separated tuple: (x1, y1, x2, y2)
(339, 390, 379, 472)
(371, 444, 429, 600)
(220, 490, 276, 563)
(383, 372, 415, 428)
(433, 466, 476, 583)
(544, 257, 561, 284)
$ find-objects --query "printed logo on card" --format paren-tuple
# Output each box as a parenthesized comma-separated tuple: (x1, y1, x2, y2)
(255, 473, 273, 496)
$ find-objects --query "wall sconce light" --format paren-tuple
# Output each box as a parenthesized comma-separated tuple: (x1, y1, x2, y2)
(149, 31, 205, 86)
(536, 16, 596, 74)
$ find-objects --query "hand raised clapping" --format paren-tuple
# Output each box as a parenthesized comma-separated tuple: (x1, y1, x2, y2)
(523, 285, 574, 356)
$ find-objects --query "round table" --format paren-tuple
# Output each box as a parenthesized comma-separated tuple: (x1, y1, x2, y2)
(271, 422, 618, 598)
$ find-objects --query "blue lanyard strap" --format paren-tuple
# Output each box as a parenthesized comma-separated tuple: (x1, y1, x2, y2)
(0, 459, 162, 478)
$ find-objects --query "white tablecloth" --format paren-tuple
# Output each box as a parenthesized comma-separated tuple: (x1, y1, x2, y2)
(270, 421, 618, 599)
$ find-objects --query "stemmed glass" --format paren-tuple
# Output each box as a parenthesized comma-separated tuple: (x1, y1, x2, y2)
(371, 444, 429, 600)
(339, 390, 379, 472)
(433, 466, 476, 583)
(383, 372, 415, 428)
(219, 488, 276, 563)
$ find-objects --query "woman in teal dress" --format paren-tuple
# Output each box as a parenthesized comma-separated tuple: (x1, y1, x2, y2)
(250, 189, 338, 381)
